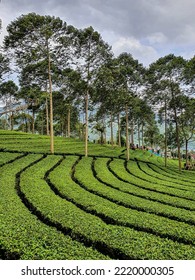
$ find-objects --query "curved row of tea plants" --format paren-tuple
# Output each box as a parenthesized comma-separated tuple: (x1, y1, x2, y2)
(0, 153, 108, 260)
(93, 158, 195, 211)
(142, 153, 195, 180)
(146, 162, 195, 183)
(109, 159, 195, 200)
(137, 161, 195, 188)
(0, 151, 23, 166)
(47, 156, 195, 245)
(0, 130, 123, 157)
(0, 141, 195, 259)
(18, 155, 195, 259)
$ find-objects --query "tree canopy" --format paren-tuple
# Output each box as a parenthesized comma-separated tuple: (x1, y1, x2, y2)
(0, 12, 195, 169)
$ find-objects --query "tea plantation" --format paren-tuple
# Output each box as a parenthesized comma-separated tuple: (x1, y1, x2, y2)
(0, 130, 195, 260)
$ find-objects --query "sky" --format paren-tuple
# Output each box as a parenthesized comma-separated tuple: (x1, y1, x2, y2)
(0, 0, 195, 66)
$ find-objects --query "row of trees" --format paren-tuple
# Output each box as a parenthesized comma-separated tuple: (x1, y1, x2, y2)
(0, 13, 195, 169)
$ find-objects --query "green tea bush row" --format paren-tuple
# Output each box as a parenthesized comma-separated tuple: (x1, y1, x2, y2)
(131, 160, 195, 192)
(0, 152, 22, 166)
(138, 161, 195, 189)
(74, 157, 195, 225)
(94, 158, 195, 211)
(110, 159, 195, 201)
(0, 130, 123, 157)
(0, 154, 106, 260)
(19, 156, 195, 259)
(48, 156, 195, 245)
(147, 163, 195, 183)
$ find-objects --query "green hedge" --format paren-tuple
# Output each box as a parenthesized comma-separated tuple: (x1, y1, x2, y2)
(110, 159, 195, 201)
(19, 156, 195, 259)
(147, 162, 195, 183)
(73, 157, 195, 224)
(48, 156, 195, 246)
(94, 158, 195, 211)
(0, 130, 123, 156)
(0, 154, 107, 260)
(138, 161, 195, 190)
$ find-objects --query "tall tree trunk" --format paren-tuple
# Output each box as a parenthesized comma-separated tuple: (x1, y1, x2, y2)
(60, 118, 63, 136)
(32, 108, 35, 134)
(45, 97, 49, 136)
(27, 110, 30, 132)
(118, 113, 121, 147)
(141, 123, 144, 147)
(64, 118, 67, 137)
(9, 96, 12, 130)
(164, 99, 168, 167)
(67, 106, 71, 138)
(130, 121, 134, 145)
(5, 100, 8, 130)
(10, 112, 13, 131)
(185, 139, 188, 166)
(103, 115, 106, 144)
(45, 86, 50, 136)
(41, 112, 44, 135)
(85, 90, 89, 157)
(174, 110, 181, 171)
(78, 123, 81, 140)
(84, 36, 92, 157)
(82, 114, 85, 141)
(48, 52, 54, 154)
(171, 85, 181, 171)
(100, 127, 104, 144)
(78, 115, 82, 141)
(9, 113, 11, 130)
(125, 104, 129, 160)
(169, 84, 181, 170)
(110, 112, 114, 147)
(25, 118, 27, 133)
(138, 122, 141, 147)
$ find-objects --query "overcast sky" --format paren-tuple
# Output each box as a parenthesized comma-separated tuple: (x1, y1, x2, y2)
(0, 0, 195, 66)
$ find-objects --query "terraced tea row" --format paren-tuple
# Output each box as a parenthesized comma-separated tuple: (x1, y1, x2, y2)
(137, 161, 195, 188)
(0, 130, 123, 157)
(0, 154, 107, 260)
(94, 158, 195, 211)
(0, 151, 23, 166)
(110, 159, 195, 200)
(48, 156, 195, 244)
(75, 157, 195, 224)
(143, 154, 195, 180)
(0, 151, 195, 259)
(146, 163, 195, 183)
(18, 155, 195, 259)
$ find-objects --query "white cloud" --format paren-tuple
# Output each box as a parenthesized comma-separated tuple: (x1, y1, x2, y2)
(176, 24, 195, 45)
(112, 36, 159, 66)
(146, 32, 167, 45)
(0, 0, 195, 65)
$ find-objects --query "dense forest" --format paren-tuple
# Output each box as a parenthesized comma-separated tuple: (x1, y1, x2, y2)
(0, 13, 195, 169)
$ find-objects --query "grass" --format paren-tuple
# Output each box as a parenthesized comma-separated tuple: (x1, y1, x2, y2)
(0, 129, 195, 260)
